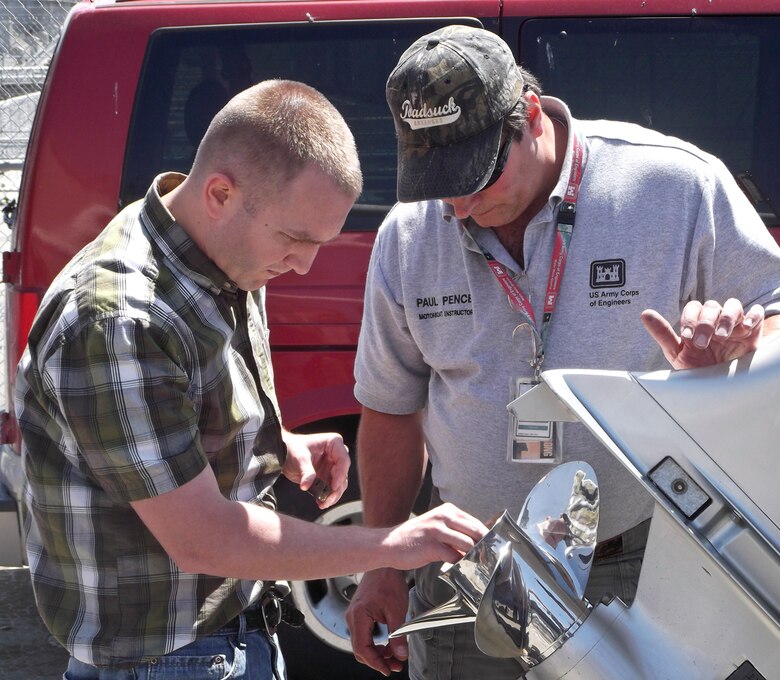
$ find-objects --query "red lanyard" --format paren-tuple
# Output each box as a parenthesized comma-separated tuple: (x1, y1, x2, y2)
(480, 132, 585, 377)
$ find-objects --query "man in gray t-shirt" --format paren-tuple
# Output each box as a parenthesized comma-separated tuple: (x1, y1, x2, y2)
(345, 25, 780, 680)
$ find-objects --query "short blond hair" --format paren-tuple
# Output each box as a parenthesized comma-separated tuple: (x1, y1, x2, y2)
(191, 79, 363, 199)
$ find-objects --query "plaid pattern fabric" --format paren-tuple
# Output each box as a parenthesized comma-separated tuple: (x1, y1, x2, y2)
(15, 173, 286, 667)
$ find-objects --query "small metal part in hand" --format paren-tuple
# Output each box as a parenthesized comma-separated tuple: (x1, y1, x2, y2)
(307, 477, 331, 503)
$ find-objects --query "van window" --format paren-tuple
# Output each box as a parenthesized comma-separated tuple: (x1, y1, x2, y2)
(518, 17, 780, 227)
(121, 19, 481, 231)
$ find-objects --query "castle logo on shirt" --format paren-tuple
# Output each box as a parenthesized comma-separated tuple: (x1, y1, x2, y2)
(590, 259, 625, 288)
(588, 259, 640, 308)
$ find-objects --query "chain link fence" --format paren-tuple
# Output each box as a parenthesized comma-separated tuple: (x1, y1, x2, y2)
(1, 0, 75, 410)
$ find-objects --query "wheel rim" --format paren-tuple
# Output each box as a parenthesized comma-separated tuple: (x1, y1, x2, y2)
(288, 500, 392, 653)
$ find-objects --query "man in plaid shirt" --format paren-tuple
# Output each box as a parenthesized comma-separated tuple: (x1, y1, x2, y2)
(15, 80, 487, 680)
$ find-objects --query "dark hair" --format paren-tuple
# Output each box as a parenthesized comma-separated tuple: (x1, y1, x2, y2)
(502, 66, 543, 141)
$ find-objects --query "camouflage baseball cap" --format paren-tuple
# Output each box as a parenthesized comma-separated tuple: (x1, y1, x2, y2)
(386, 25, 525, 202)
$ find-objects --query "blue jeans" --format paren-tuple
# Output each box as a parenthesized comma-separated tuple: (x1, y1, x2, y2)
(63, 612, 287, 680)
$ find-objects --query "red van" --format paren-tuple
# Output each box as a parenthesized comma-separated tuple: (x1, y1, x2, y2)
(2, 1, 779, 676)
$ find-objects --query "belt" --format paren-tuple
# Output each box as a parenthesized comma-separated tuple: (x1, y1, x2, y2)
(222, 588, 305, 636)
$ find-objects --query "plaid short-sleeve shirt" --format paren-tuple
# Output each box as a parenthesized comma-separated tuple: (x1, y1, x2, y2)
(15, 173, 286, 667)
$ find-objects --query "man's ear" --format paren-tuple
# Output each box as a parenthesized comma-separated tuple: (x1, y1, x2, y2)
(524, 91, 544, 136)
(203, 173, 236, 220)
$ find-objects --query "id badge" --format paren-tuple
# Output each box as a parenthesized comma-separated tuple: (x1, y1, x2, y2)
(508, 377, 562, 464)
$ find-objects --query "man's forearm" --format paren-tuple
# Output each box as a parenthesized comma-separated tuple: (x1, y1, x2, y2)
(357, 407, 427, 527)
(131, 463, 482, 581)
(179, 499, 410, 580)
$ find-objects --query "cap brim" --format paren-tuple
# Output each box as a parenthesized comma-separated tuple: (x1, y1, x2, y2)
(396, 118, 503, 203)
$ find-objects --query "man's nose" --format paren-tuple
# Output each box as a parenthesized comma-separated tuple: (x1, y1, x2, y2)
(285, 243, 320, 275)
(446, 194, 479, 220)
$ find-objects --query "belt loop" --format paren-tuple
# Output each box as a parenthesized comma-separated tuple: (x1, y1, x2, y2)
(218, 619, 246, 680)
(237, 608, 248, 649)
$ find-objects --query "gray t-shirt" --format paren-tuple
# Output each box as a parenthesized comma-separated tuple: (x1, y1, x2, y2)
(354, 98, 780, 539)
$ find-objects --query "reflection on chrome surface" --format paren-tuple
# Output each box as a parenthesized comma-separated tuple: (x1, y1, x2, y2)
(391, 462, 597, 667)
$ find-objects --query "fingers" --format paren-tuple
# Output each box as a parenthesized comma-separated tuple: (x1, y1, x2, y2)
(281, 431, 316, 486)
(312, 438, 350, 508)
(485, 510, 504, 529)
(346, 571, 410, 677)
(743, 303, 766, 333)
(713, 298, 746, 339)
(322, 441, 351, 506)
(641, 309, 681, 365)
(348, 608, 395, 676)
(423, 503, 488, 554)
(680, 298, 762, 349)
(286, 431, 351, 508)
(386, 630, 409, 668)
(680, 299, 730, 348)
(389, 504, 488, 568)
(644, 302, 765, 369)
(296, 466, 318, 493)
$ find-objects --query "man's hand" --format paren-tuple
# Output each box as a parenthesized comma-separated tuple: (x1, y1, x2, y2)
(346, 568, 411, 677)
(282, 430, 350, 508)
(346, 503, 487, 676)
(641, 299, 767, 369)
(347, 504, 486, 675)
(383, 503, 487, 569)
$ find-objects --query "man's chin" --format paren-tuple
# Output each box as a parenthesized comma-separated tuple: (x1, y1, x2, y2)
(471, 215, 497, 228)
